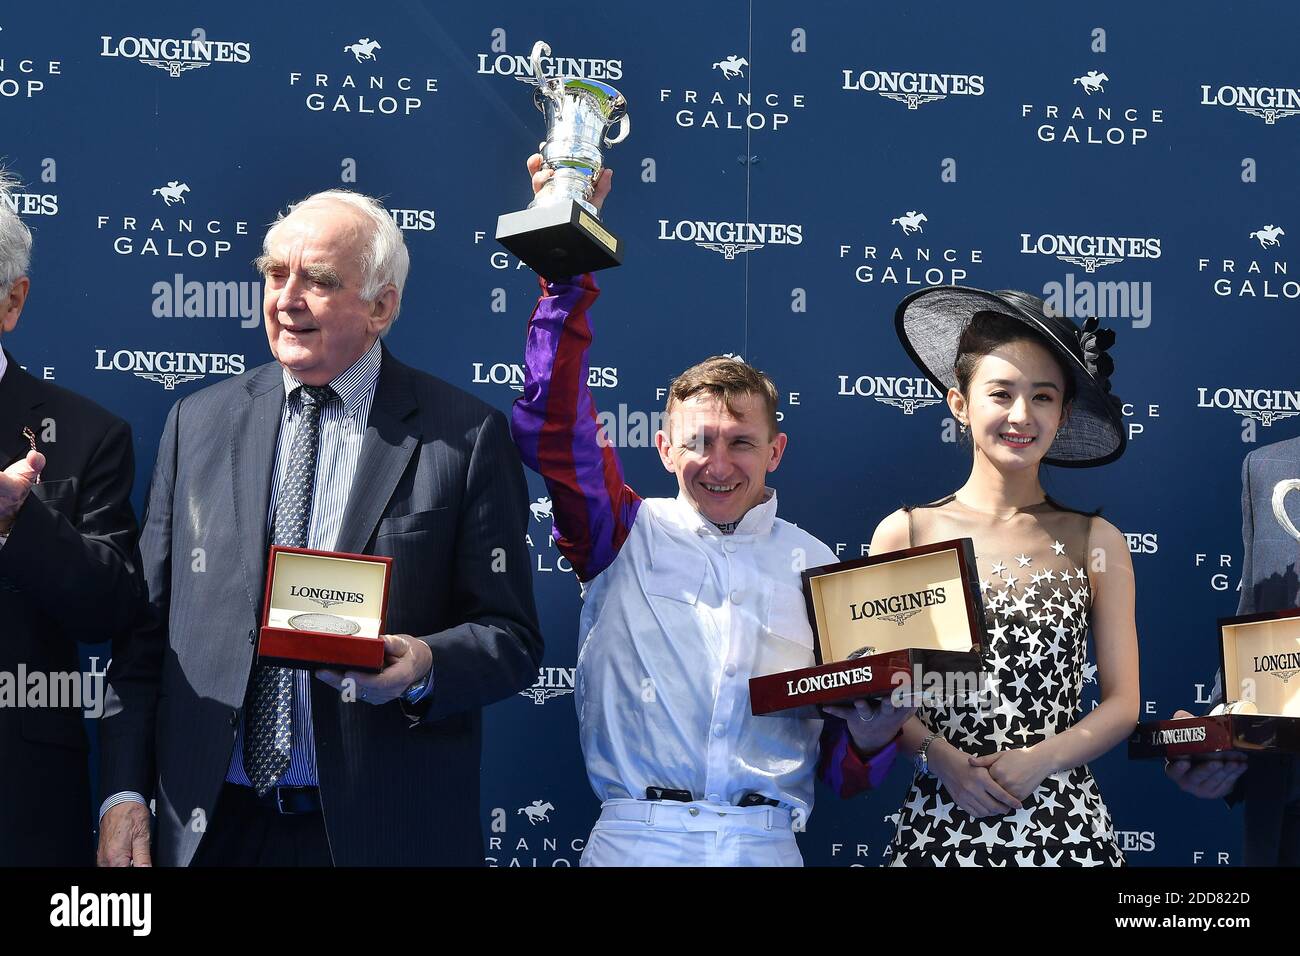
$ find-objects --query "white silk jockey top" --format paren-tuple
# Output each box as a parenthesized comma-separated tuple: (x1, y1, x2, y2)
(576, 490, 839, 816)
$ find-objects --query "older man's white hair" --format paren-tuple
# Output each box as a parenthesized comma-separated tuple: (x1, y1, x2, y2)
(0, 168, 33, 297)
(262, 189, 410, 326)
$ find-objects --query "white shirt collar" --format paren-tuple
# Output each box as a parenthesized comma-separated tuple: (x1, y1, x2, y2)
(280, 338, 382, 417)
(671, 487, 779, 537)
(0, 348, 8, 386)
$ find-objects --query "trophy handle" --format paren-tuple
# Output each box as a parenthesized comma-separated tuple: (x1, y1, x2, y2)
(530, 40, 564, 100)
(1272, 479, 1300, 541)
(604, 112, 630, 146)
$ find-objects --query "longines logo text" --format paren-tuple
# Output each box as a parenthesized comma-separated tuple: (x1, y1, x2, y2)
(95, 349, 246, 390)
(477, 50, 622, 84)
(1197, 386, 1300, 426)
(1253, 652, 1300, 682)
(1200, 83, 1300, 124)
(786, 666, 874, 697)
(99, 35, 251, 77)
(841, 69, 985, 109)
(1148, 726, 1207, 746)
(1020, 233, 1161, 272)
(287, 38, 438, 115)
(389, 208, 436, 232)
(1116, 830, 1156, 853)
(850, 586, 946, 625)
(657, 219, 803, 259)
(660, 55, 805, 131)
(289, 586, 365, 608)
(837, 374, 943, 414)
(3, 192, 57, 216)
(473, 363, 617, 391)
(1124, 532, 1159, 555)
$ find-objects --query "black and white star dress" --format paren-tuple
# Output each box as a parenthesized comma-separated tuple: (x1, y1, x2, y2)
(883, 495, 1125, 867)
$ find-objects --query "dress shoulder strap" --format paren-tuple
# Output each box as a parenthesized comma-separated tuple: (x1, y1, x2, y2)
(902, 493, 958, 549)
(1042, 493, 1102, 519)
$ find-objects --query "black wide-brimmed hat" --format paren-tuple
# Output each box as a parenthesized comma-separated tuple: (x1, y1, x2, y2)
(895, 285, 1125, 468)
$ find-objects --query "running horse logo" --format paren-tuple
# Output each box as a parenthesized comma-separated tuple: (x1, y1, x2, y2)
(1073, 71, 1109, 95)
(344, 38, 382, 63)
(1250, 225, 1285, 249)
(712, 55, 748, 80)
(891, 211, 927, 235)
(530, 496, 553, 522)
(516, 800, 555, 825)
(152, 181, 190, 206)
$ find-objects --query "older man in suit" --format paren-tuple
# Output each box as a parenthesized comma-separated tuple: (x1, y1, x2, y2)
(0, 171, 140, 865)
(98, 189, 541, 866)
(1166, 437, 1300, 865)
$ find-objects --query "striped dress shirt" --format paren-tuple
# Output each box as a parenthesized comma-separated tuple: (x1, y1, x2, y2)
(225, 338, 383, 788)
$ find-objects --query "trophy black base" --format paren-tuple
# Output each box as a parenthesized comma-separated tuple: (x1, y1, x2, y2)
(1129, 714, 1300, 758)
(496, 201, 623, 280)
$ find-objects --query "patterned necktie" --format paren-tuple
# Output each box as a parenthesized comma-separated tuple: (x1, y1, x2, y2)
(247, 384, 337, 796)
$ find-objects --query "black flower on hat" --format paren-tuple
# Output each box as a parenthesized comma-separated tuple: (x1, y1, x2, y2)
(1076, 316, 1116, 394)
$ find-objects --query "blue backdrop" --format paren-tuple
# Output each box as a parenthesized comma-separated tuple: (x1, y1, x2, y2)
(5, 0, 1296, 865)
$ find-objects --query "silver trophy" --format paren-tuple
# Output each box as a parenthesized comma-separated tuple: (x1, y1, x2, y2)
(1274, 479, 1300, 542)
(496, 41, 629, 279)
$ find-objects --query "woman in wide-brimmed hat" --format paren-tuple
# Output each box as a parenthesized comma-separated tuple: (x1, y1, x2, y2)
(871, 285, 1139, 867)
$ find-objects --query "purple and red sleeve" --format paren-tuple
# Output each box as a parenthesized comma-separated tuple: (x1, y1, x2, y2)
(510, 274, 641, 583)
(817, 715, 900, 798)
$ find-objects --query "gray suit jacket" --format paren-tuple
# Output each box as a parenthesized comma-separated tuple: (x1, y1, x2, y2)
(101, 346, 542, 865)
(1220, 436, 1300, 865)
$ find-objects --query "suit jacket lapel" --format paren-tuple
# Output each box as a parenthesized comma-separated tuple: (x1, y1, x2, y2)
(231, 363, 286, 610)
(335, 347, 420, 556)
(0, 351, 46, 468)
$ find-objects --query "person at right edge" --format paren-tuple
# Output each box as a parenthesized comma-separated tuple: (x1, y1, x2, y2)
(1164, 438, 1299, 865)
(511, 155, 909, 867)
(856, 286, 1140, 866)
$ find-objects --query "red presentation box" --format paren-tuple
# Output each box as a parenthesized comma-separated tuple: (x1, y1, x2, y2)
(257, 545, 391, 673)
(1130, 606, 1300, 758)
(750, 539, 986, 716)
